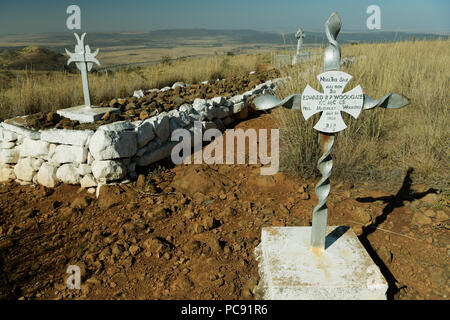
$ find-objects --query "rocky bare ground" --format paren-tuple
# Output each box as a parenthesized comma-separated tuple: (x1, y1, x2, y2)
(0, 113, 448, 301)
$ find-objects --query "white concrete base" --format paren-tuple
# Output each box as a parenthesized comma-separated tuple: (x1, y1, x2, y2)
(254, 226, 388, 300)
(57, 105, 120, 123)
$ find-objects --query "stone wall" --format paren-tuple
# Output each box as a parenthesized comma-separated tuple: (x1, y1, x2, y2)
(0, 78, 281, 189)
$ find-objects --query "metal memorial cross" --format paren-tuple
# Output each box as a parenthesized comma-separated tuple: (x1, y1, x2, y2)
(254, 12, 409, 250)
(292, 28, 306, 65)
(65, 33, 100, 108)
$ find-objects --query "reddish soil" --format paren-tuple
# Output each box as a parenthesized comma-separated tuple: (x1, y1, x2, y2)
(0, 112, 448, 300)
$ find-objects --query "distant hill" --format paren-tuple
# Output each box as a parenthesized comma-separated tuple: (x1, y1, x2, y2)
(0, 46, 76, 72)
(0, 29, 447, 54)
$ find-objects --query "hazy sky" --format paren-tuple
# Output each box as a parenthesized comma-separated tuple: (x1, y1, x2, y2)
(0, 0, 448, 35)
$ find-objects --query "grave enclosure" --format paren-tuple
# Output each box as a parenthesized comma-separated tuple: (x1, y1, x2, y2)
(0, 79, 282, 189)
(0, 32, 288, 189)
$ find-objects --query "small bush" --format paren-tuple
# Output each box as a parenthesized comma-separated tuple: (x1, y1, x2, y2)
(161, 55, 172, 65)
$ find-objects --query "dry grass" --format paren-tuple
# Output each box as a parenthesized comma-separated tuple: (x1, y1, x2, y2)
(0, 53, 263, 120)
(0, 40, 448, 188)
(274, 39, 449, 189)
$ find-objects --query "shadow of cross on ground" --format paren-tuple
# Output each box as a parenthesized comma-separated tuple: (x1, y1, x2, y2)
(354, 167, 438, 298)
(356, 167, 438, 238)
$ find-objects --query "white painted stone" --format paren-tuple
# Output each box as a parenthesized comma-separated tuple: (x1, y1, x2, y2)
(52, 145, 87, 164)
(255, 83, 268, 90)
(96, 183, 104, 198)
(91, 160, 127, 182)
(172, 82, 185, 89)
(14, 157, 36, 182)
(98, 121, 137, 132)
(47, 144, 56, 160)
(229, 94, 245, 104)
(0, 142, 15, 149)
(0, 127, 18, 142)
(37, 162, 59, 188)
(255, 226, 388, 300)
(77, 164, 92, 175)
(211, 96, 225, 106)
(18, 138, 50, 158)
(232, 101, 247, 114)
(89, 129, 137, 160)
(179, 104, 193, 113)
(133, 90, 144, 98)
(135, 119, 156, 148)
(32, 173, 39, 185)
(193, 98, 207, 110)
(0, 165, 16, 182)
(242, 90, 254, 99)
(40, 129, 94, 146)
(31, 158, 44, 171)
(80, 174, 97, 188)
(15, 179, 31, 186)
(87, 187, 96, 194)
(1, 122, 40, 140)
(160, 86, 171, 92)
(16, 134, 25, 145)
(56, 163, 80, 184)
(136, 142, 177, 167)
(0, 148, 19, 164)
(56, 105, 120, 123)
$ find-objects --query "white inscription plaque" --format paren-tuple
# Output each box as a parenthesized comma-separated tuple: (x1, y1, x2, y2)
(301, 71, 364, 133)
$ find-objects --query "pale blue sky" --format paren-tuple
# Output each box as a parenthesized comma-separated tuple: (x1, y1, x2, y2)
(0, 0, 448, 35)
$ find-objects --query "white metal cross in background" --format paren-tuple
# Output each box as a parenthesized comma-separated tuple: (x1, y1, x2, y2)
(65, 33, 100, 108)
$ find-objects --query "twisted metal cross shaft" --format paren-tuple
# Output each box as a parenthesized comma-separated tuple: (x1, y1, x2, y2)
(252, 12, 409, 251)
(311, 132, 334, 249)
(309, 12, 341, 250)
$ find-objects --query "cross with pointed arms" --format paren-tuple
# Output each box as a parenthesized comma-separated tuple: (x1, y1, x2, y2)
(65, 33, 100, 108)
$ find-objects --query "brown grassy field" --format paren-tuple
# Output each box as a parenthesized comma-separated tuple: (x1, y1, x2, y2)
(0, 53, 264, 119)
(275, 39, 449, 190)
